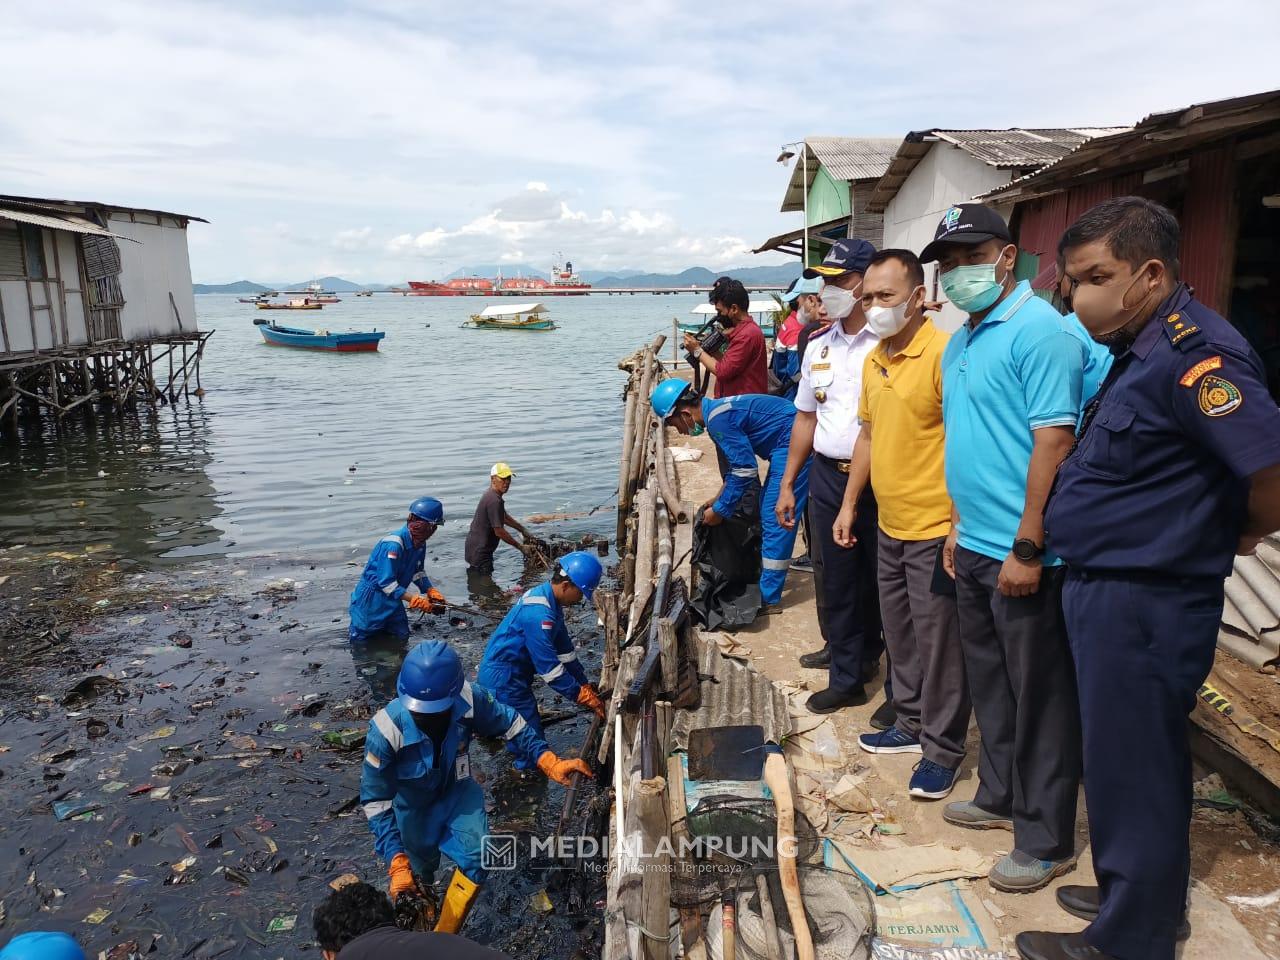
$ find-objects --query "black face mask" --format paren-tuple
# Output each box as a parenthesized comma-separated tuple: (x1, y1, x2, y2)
(1095, 322, 1141, 356)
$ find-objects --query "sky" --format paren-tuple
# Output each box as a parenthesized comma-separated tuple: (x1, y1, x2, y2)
(2, 1, 1278, 283)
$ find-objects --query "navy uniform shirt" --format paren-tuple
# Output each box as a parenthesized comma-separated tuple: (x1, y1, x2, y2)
(1046, 284, 1280, 579)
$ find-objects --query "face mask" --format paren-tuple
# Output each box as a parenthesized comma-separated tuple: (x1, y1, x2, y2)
(689, 421, 705, 437)
(940, 247, 1012, 314)
(863, 287, 922, 338)
(795, 303, 809, 324)
(1072, 261, 1157, 353)
(820, 283, 857, 320)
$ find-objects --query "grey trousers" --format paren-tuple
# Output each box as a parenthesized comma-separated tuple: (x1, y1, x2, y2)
(954, 546, 1081, 861)
(878, 534, 970, 769)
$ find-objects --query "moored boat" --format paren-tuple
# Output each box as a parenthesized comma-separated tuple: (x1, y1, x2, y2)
(257, 298, 324, 310)
(463, 302, 557, 331)
(253, 319, 385, 352)
(679, 300, 779, 338)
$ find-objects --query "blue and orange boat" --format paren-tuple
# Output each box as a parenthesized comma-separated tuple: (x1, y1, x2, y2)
(254, 318, 385, 352)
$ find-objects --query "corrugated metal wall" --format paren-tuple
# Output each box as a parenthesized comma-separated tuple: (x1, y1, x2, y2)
(1011, 157, 1240, 314)
(1180, 145, 1236, 313)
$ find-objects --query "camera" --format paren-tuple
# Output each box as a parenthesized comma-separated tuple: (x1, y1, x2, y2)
(685, 320, 727, 365)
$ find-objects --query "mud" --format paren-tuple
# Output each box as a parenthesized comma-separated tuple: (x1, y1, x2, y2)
(0, 546, 608, 958)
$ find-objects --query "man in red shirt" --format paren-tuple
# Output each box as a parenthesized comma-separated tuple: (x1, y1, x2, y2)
(682, 277, 768, 398)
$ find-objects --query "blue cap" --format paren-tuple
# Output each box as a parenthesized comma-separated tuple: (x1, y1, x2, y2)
(781, 276, 822, 299)
(803, 238, 876, 279)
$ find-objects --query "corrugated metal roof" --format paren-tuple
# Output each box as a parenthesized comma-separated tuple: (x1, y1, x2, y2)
(1221, 537, 1280, 669)
(866, 126, 1127, 213)
(670, 632, 792, 749)
(0, 205, 135, 241)
(0, 194, 207, 224)
(751, 215, 852, 256)
(932, 129, 1100, 168)
(780, 137, 900, 213)
(979, 89, 1280, 204)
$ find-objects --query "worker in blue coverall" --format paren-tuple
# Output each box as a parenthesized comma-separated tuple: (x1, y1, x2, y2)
(1016, 198, 1280, 960)
(650, 378, 810, 606)
(349, 497, 448, 643)
(476, 551, 606, 769)
(361, 640, 592, 934)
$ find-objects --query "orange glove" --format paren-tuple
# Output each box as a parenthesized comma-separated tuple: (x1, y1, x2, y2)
(388, 852, 417, 898)
(576, 684, 605, 718)
(426, 587, 446, 613)
(537, 750, 593, 786)
(407, 594, 435, 613)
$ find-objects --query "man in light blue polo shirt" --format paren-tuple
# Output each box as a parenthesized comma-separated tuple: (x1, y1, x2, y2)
(923, 203, 1104, 895)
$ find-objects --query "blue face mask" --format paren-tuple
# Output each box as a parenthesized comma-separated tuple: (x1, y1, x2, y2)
(940, 249, 1011, 314)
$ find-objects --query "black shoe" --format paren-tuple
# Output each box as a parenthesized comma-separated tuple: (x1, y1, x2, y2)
(1056, 886, 1190, 941)
(799, 645, 830, 669)
(805, 687, 867, 714)
(1015, 931, 1117, 960)
(860, 659, 881, 683)
(790, 555, 813, 570)
(869, 699, 897, 731)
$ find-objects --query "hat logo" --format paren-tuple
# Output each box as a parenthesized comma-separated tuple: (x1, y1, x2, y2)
(944, 207, 962, 231)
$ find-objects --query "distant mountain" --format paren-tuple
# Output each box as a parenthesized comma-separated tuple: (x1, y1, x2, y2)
(193, 279, 271, 294)
(446, 264, 549, 281)
(281, 276, 370, 292)
(591, 264, 801, 288)
(577, 268, 645, 282)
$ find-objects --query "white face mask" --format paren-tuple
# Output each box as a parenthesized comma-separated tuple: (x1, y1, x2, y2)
(863, 287, 922, 339)
(820, 284, 857, 320)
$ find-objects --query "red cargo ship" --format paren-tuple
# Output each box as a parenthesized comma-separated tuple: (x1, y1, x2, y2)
(407, 258, 590, 296)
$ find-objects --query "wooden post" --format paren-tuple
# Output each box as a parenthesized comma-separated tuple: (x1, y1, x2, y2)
(762, 751, 814, 960)
(617, 386, 638, 547)
(658, 618, 679, 697)
(666, 752, 704, 953)
(654, 417, 687, 523)
(627, 481, 658, 640)
(598, 589, 622, 696)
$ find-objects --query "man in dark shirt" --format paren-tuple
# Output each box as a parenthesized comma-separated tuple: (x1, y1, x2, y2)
(682, 277, 768, 398)
(464, 462, 532, 575)
(313, 880, 511, 960)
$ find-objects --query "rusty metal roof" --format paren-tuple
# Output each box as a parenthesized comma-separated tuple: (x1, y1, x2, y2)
(780, 137, 900, 212)
(0, 205, 136, 240)
(979, 89, 1280, 204)
(0, 194, 207, 224)
(866, 126, 1126, 213)
(670, 633, 792, 749)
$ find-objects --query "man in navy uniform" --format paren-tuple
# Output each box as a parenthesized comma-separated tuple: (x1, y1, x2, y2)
(1017, 197, 1280, 960)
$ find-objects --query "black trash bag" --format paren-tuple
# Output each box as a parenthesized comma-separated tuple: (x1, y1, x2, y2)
(690, 481, 762, 631)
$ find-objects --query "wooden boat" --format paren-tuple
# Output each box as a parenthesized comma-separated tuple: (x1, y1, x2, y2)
(679, 300, 779, 338)
(238, 295, 270, 303)
(253, 319, 385, 352)
(305, 295, 342, 304)
(463, 302, 557, 331)
(257, 298, 323, 311)
(355, 290, 374, 297)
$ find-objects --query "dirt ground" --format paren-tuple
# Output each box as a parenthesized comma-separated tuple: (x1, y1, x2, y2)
(670, 425, 1280, 960)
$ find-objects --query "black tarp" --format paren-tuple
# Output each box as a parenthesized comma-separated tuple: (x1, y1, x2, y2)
(689, 481, 762, 631)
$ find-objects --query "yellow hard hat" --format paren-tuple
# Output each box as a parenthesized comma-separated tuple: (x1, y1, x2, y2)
(491, 462, 516, 479)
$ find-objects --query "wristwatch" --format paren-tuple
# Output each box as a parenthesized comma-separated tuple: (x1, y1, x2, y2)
(1012, 538, 1044, 562)
(692, 347, 703, 359)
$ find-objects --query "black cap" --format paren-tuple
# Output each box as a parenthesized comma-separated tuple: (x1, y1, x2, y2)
(919, 203, 1012, 263)
(802, 237, 876, 279)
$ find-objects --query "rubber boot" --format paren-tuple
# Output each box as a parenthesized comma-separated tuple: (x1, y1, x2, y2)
(433, 868, 481, 934)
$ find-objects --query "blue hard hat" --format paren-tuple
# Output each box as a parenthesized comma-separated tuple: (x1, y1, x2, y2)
(558, 551, 603, 600)
(650, 378, 692, 419)
(397, 640, 463, 713)
(0, 932, 86, 960)
(408, 496, 444, 524)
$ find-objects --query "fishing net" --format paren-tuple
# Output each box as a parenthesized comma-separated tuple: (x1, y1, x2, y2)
(670, 795, 820, 909)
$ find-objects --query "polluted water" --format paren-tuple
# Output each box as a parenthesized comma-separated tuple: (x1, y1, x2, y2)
(0, 549, 612, 958)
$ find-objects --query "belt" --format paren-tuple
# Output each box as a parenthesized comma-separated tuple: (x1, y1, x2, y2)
(1067, 567, 1222, 587)
(816, 453, 851, 474)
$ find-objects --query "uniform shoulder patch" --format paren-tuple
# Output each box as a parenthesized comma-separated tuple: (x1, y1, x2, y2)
(1179, 355, 1222, 387)
(541, 619, 555, 630)
(1199, 374, 1242, 417)
(1163, 311, 1202, 350)
(364, 751, 382, 769)
(387, 552, 398, 560)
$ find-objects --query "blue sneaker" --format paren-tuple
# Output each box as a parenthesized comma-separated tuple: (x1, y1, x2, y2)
(908, 759, 956, 799)
(858, 726, 922, 755)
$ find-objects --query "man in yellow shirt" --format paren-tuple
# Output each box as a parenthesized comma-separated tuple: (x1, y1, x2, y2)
(833, 249, 971, 800)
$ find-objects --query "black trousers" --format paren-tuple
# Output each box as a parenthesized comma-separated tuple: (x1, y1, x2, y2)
(954, 546, 1081, 861)
(1064, 572, 1221, 960)
(809, 456, 882, 695)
